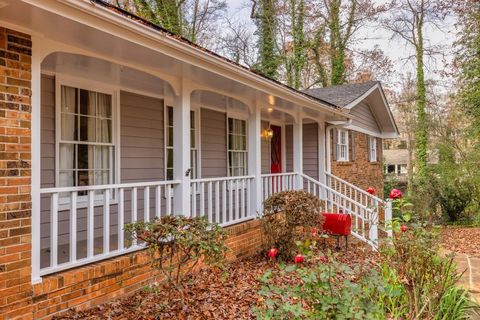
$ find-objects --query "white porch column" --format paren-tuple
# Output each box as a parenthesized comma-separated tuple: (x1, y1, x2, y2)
(172, 79, 191, 216)
(318, 121, 326, 185)
(248, 101, 262, 216)
(293, 116, 303, 189)
(31, 36, 43, 284)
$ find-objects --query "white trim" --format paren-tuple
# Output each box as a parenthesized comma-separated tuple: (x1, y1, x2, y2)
(342, 124, 385, 138)
(344, 84, 379, 110)
(369, 136, 378, 162)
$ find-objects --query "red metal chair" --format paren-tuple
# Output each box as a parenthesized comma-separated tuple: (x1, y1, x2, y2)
(321, 213, 352, 251)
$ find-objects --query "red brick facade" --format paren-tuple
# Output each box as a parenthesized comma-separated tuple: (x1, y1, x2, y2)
(0, 27, 33, 320)
(330, 130, 384, 195)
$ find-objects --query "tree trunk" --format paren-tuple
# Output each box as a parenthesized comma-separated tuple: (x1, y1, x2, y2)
(415, 24, 428, 180)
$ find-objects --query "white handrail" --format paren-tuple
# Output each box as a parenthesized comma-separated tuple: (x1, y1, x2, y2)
(191, 175, 254, 183)
(40, 180, 181, 193)
(325, 172, 384, 203)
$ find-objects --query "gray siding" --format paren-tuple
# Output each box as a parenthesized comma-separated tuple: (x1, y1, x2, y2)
(201, 108, 227, 178)
(261, 121, 271, 174)
(41, 75, 55, 188)
(120, 91, 164, 182)
(350, 101, 380, 133)
(303, 123, 319, 179)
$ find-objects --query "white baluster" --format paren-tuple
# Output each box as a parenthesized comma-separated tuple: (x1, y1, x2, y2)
(118, 188, 124, 251)
(69, 191, 77, 263)
(246, 179, 251, 217)
(215, 181, 220, 223)
(166, 186, 172, 215)
(235, 179, 240, 221)
(241, 179, 246, 219)
(104, 189, 110, 253)
(208, 182, 213, 223)
(87, 190, 94, 257)
(156, 186, 161, 218)
(222, 181, 227, 223)
(191, 183, 197, 218)
(200, 182, 205, 217)
(50, 193, 58, 268)
(131, 187, 137, 246)
(144, 187, 150, 223)
(228, 180, 233, 223)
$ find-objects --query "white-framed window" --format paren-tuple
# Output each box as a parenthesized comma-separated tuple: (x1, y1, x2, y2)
(369, 136, 377, 162)
(56, 83, 117, 196)
(227, 117, 247, 176)
(337, 129, 349, 161)
(165, 106, 198, 180)
(165, 106, 174, 180)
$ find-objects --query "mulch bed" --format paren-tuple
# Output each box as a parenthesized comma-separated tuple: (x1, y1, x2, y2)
(54, 240, 379, 320)
(440, 226, 480, 257)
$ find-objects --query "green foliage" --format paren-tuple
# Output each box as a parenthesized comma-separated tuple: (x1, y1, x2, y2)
(380, 225, 464, 319)
(261, 191, 324, 259)
(435, 286, 480, 320)
(124, 215, 227, 289)
(455, 0, 480, 137)
(254, 255, 385, 319)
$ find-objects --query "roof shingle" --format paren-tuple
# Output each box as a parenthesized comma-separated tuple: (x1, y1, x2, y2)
(302, 81, 379, 108)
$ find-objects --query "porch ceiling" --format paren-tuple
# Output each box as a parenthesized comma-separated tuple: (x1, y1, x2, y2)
(0, 0, 348, 123)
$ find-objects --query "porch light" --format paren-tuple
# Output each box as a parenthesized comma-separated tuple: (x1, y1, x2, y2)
(267, 106, 273, 113)
(261, 128, 274, 140)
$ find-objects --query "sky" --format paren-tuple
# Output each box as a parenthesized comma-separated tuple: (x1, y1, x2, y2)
(223, 0, 458, 92)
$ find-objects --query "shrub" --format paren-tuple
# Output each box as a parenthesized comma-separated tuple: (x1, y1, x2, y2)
(124, 216, 228, 292)
(261, 191, 324, 259)
(255, 255, 385, 319)
(380, 225, 463, 319)
(435, 286, 480, 320)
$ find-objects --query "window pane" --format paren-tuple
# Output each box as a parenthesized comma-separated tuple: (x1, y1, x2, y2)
(79, 116, 95, 142)
(95, 146, 110, 170)
(77, 170, 93, 187)
(94, 170, 110, 185)
(61, 114, 76, 141)
(97, 93, 112, 118)
(167, 169, 173, 181)
(59, 170, 75, 187)
(167, 127, 173, 147)
(167, 106, 173, 126)
(190, 129, 195, 148)
(190, 111, 195, 129)
(77, 144, 93, 170)
(228, 118, 233, 134)
(59, 144, 75, 170)
(61, 86, 77, 113)
(96, 119, 112, 143)
(167, 149, 173, 170)
(79, 89, 96, 116)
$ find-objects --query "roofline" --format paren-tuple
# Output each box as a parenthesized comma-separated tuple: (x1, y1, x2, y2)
(343, 82, 399, 136)
(22, 0, 348, 119)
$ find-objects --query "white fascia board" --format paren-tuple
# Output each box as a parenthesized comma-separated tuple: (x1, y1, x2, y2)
(23, 0, 349, 120)
(343, 84, 379, 110)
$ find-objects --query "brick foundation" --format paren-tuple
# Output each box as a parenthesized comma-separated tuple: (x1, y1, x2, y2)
(0, 27, 33, 320)
(330, 131, 384, 195)
(29, 219, 263, 319)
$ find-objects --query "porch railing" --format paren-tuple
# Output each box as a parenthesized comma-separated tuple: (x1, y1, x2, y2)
(261, 172, 297, 201)
(190, 175, 255, 227)
(38, 180, 179, 277)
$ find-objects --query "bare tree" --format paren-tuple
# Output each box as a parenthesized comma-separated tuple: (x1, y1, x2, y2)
(382, 0, 446, 181)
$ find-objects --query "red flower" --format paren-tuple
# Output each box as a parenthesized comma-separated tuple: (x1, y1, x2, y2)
(267, 248, 278, 259)
(400, 225, 408, 233)
(311, 227, 319, 237)
(140, 231, 151, 239)
(389, 189, 403, 199)
(319, 256, 328, 263)
(366, 187, 376, 195)
(294, 254, 304, 264)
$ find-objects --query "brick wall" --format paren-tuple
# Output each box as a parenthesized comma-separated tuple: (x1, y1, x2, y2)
(0, 28, 33, 320)
(330, 130, 384, 195)
(29, 219, 263, 319)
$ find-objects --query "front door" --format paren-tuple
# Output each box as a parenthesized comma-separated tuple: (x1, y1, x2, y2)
(270, 125, 282, 173)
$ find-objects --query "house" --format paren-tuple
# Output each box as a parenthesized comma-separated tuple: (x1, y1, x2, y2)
(0, 0, 398, 318)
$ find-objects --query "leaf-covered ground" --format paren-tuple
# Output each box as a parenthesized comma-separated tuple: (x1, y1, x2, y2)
(440, 226, 480, 257)
(54, 240, 379, 320)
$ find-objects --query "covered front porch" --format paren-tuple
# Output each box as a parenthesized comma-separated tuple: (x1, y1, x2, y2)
(0, 0, 387, 282)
